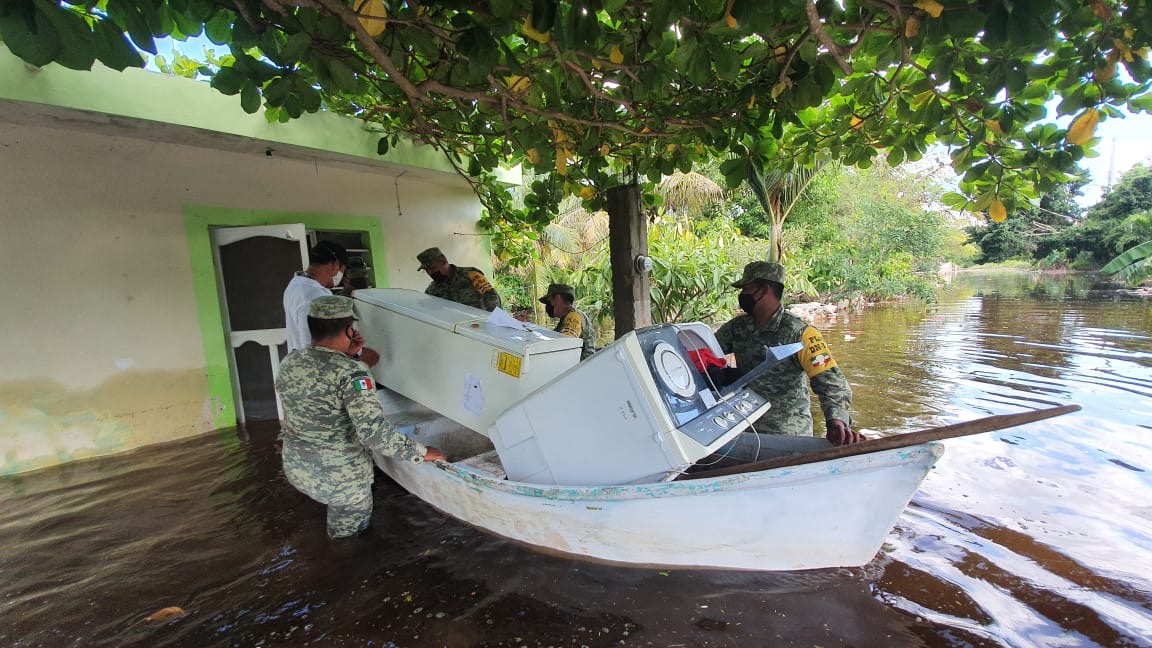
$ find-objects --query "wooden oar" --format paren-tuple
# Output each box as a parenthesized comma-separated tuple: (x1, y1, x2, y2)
(676, 403, 1082, 481)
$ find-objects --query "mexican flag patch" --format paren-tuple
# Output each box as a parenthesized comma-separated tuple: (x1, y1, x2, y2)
(353, 376, 375, 392)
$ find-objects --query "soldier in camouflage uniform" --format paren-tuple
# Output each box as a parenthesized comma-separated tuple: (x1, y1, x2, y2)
(714, 262, 861, 446)
(416, 246, 502, 311)
(275, 295, 445, 538)
(539, 283, 597, 360)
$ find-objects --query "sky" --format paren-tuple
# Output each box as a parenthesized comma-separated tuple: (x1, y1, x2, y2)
(1074, 110, 1152, 206)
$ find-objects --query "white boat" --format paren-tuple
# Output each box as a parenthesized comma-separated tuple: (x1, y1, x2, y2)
(350, 289, 946, 571)
(373, 387, 944, 572)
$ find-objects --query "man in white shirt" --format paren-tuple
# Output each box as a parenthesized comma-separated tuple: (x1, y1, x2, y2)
(283, 241, 379, 366)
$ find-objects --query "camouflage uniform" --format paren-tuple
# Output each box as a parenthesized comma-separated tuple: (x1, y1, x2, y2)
(424, 265, 502, 311)
(275, 297, 427, 538)
(714, 263, 852, 436)
(417, 246, 502, 311)
(540, 282, 596, 360)
(555, 308, 597, 360)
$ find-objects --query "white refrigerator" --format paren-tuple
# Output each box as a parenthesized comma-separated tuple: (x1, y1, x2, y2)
(354, 289, 583, 434)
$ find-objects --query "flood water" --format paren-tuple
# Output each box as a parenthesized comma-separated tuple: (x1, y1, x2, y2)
(2, 270, 1151, 647)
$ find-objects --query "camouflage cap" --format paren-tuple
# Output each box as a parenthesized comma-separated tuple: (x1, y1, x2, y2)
(416, 246, 447, 270)
(308, 295, 357, 319)
(731, 261, 786, 288)
(539, 282, 575, 303)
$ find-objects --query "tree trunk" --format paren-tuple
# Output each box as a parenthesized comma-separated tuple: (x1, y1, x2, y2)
(770, 195, 784, 263)
(607, 184, 651, 337)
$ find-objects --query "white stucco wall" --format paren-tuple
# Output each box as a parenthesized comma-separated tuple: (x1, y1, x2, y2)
(0, 119, 487, 475)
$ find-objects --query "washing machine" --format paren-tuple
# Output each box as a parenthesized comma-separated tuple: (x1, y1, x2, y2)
(489, 323, 797, 485)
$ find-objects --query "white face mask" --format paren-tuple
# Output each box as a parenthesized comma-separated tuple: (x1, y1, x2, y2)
(332, 270, 344, 287)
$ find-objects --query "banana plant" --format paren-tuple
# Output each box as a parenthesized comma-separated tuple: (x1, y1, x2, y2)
(1101, 240, 1152, 286)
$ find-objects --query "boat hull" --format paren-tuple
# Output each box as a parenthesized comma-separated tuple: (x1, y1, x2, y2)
(375, 441, 943, 571)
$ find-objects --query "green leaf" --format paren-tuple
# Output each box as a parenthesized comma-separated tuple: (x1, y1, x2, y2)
(172, 7, 203, 37)
(204, 10, 233, 45)
(231, 14, 258, 49)
(39, 3, 96, 70)
(262, 76, 291, 105)
(280, 31, 312, 63)
(489, 0, 518, 20)
(240, 80, 260, 113)
(973, 190, 995, 211)
(719, 157, 749, 188)
(0, 0, 60, 67)
(210, 66, 244, 95)
(941, 192, 969, 209)
(296, 84, 322, 112)
(326, 57, 359, 93)
(283, 93, 303, 118)
(186, 0, 215, 23)
(92, 17, 143, 70)
(1100, 240, 1152, 274)
(530, 0, 557, 33)
(1129, 93, 1152, 113)
(107, 0, 157, 55)
(712, 45, 741, 81)
(603, 0, 627, 12)
(377, 137, 390, 155)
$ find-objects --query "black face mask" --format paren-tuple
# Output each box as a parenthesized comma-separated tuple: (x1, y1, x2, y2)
(545, 303, 556, 318)
(429, 270, 447, 283)
(738, 291, 760, 314)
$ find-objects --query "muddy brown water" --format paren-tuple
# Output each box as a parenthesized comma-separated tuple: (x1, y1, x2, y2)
(2, 270, 1150, 647)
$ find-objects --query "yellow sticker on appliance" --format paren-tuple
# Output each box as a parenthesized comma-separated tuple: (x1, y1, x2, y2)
(494, 351, 522, 378)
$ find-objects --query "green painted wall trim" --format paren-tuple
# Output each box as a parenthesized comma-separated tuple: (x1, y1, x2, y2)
(0, 49, 518, 184)
(184, 206, 388, 427)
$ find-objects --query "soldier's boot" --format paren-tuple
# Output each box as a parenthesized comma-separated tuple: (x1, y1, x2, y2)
(327, 494, 373, 538)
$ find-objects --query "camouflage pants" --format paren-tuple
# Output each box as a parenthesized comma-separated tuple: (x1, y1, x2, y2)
(327, 495, 373, 538)
(282, 445, 374, 539)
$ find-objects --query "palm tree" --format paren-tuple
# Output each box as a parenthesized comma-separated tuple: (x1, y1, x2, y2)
(493, 171, 729, 327)
(656, 171, 726, 222)
(746, 162, 829, 262)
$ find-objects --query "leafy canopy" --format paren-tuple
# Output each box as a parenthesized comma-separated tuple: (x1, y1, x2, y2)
(4, 0, 1151, 232)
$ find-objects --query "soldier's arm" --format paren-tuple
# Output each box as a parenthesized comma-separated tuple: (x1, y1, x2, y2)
(342, 369, 428, 462)
(483, 287, 503, 312)
(795, 325, 853, 424)
(465, 270, 501, 311)
(558, 311, 583, 338)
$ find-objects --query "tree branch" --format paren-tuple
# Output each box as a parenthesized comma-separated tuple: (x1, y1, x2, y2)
(805, 0, 852, 74)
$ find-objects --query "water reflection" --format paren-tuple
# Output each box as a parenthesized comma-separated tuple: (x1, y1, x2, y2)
(2, 270, 1150, 646)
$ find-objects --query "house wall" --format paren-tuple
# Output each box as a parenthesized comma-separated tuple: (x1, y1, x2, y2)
(0, 120, 490, 476)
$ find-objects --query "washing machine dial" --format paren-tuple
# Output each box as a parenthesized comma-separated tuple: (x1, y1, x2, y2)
(651, 341, 696, 398)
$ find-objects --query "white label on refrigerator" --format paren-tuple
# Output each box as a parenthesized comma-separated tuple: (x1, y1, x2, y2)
(462, 373, 485, 415)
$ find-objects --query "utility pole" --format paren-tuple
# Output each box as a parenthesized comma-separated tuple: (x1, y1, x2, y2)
(1107, 136, 1116, 190)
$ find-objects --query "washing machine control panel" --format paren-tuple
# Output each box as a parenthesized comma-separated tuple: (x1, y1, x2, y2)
(677, 388, 769, 446)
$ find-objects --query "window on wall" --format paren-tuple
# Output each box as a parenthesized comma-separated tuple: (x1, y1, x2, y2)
(307, 229, 374, 294)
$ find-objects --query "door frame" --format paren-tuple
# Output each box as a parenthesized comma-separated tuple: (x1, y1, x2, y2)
(210, 223, 308, 424)
(184, 206, 388, 428)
